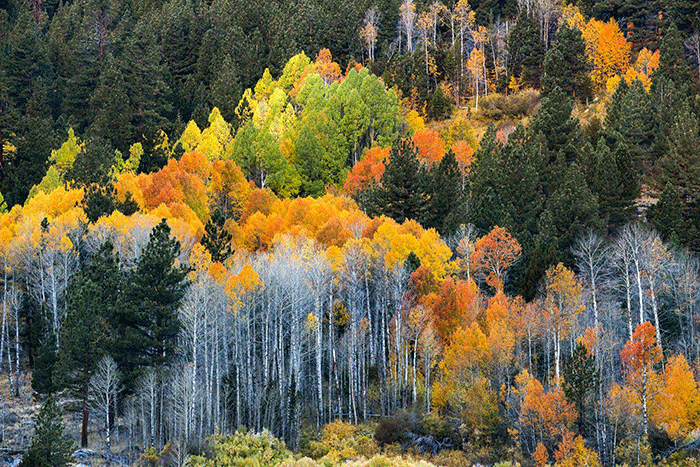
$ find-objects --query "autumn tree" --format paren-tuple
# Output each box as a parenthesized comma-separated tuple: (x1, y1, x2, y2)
(620, 321, 662, 436)
(471, 226, 522, 291)
(590, 19, 630, 90)
(540, 263, 583, 382)
(647, 354, 700, 442)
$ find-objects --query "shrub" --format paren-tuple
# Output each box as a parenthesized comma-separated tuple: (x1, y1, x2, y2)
(187, 429, 291, 466)
(375, 417, 408, 446)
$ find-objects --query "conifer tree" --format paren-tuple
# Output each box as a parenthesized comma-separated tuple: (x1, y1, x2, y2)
(19, 397, 74, 467)
(507, 11, 545, 89)
(647, 182, 684, 245)
(563, 341, 599, 435)
(201, 208, 234, 263)
(542, 23, 590, 101)
(426, 150, 466, 235)
(58, 241, 121, 447)
(364, 138, 429, 224)
(31, 331, 59, 396)
(111, 219, 190, 384)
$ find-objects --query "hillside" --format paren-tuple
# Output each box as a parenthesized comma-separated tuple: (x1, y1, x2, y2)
(1, 0, 700, 465)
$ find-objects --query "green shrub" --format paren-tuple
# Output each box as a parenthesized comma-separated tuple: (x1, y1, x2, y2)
(187, 429, 291, 467)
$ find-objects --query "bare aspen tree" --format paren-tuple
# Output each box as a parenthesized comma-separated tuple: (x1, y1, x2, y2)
(453, 0, 474, 107)
(399, 0, 416, 53)
(640, 230, 672, 353)
(618, 224, 647, 328)
(685, 32, 700, 90)
(572, 230, 612, 333)
(669, 250, 700, 355)
(361, 7, 380, 62)
(90, 355, 120, 458)
(417, 12, 434, 89)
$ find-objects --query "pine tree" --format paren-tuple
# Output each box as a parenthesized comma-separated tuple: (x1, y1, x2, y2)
(647, 182, 684, 245)
(563, 341, 599, 435)
(32, 331, 59, 396)
(530, 86, 581, 163)
(426, 150, 466, 235)
(112, 219, 190, 385)
(542, 23, 590, 101)
(507, 11, 545, 89)
(201, 208, 234, 264)
(546, 162, 600, 263)
(19, 397, 74, 467)
(654, 23, 693, 88)
(58, 241, 121, 447)
(364, 138, 429, 225)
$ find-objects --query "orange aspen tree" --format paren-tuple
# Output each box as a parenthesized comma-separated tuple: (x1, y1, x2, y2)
(470, 225, 521, 291)
(619, 321, 662, 436)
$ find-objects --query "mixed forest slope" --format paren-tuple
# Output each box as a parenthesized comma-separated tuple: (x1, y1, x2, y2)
(1, 0, 700, 465)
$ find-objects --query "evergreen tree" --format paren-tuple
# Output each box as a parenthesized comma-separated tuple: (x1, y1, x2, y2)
(604, 79, 652, 171)
(65, 137, 116, 186)
(426, 150, 466, 236)
(563, 341, 599, 436)
(546, 162, 600, 264)
(201, 208, 234, 263)
(654, 23, 693, 88)
(19, 396, 74, 467)
(88, 61, 133, 152)
(111, 219, 190, 385)
(542, 22, 590, 101)
(519, 242, 559, 301)
(590, 140, 637, 232)
(530, 86, 581, 163)
(82, 182, 116, 223)
(364, 138, 429, 225)
(58, 241, 121, 447)
(647, 182, 684, 245)
(31, 331, 59, 396)
(507, 11, 545, 89)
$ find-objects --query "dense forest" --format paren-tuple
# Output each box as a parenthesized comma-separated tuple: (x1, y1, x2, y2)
(1, 0, 700, 464)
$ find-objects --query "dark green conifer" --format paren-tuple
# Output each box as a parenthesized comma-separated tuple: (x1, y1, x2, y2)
(201, 208, 234, 264)
(58, 241, 121, 447)
(364, 139, 428, 225)
(542, 23, 590, 101)
(19, 396, 74, 467)
(507, 12, 545, 89)
(563, 341, 599, 436)
(111, 219, 190, 386)
(32, 331, 59, 396)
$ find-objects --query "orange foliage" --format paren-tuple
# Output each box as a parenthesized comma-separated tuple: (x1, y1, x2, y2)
(591, 19, 631, 89)
(408, 265, 439, 302)
(209, 159, 252, 220)
(412, 129, 446, 165)
(240, 188, 275, 223)
(430, 277, 480, 345)
(533, 442, 549, 467)
(314, 48, 342, 86)
(137, 151, 210, 222)
(471, 226, 522, 291)
(452, 140, 475, 178)
(652, 354, 700, 441)
(620, 322, 662, 377)
(315, 216, 353, 247)
(522, 377, 577, 439)
(342, 146, 389, 195)
(240, 212, 285, 251)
